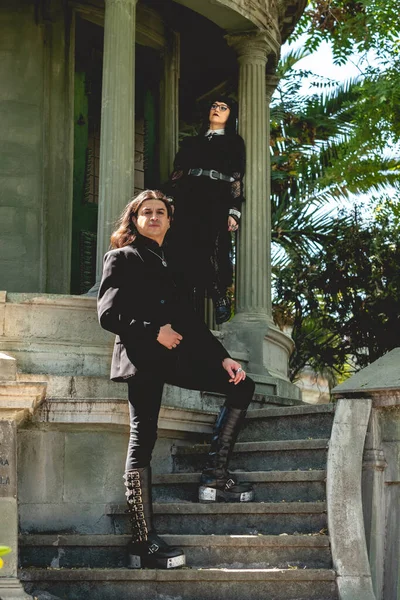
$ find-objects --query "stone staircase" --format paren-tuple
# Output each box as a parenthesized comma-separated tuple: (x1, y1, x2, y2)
(19, 403, 338, 600)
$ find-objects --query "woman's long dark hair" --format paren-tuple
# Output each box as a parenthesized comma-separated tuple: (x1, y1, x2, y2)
(110, 189, 173, 249)
(198, 95, 238, 137)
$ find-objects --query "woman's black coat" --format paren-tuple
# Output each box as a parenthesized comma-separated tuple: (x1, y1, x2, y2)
(97, 235, 230, 381)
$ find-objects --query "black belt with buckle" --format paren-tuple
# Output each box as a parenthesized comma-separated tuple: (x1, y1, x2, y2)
(188, 168, 234, 183)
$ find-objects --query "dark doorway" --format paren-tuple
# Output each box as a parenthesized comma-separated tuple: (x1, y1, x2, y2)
(71, 15, 103, 294)
(71, 19, 162, 294)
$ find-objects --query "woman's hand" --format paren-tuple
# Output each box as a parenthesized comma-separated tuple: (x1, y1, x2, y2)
(228, 216, 239, 232)
(157, 324, 183, 349)
(222, 358, 246, 384)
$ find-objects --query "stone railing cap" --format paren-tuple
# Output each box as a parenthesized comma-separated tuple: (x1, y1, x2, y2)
(332, 347, 400, 397)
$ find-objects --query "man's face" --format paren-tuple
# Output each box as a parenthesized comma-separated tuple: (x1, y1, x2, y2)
(133, 199, 170, 244)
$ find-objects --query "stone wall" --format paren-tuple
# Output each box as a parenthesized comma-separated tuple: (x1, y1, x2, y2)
(0, 1, 45, 292)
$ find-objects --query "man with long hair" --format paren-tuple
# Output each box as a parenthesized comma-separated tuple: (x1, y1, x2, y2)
(98, 190, 254, 570)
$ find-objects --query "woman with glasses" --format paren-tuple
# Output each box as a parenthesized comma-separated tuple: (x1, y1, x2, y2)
(163, 96, 245, 325)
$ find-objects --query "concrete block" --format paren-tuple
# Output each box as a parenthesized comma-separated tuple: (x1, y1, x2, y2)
(0, 352, 16, 381)
(17, 431, 65, 504)
(19, 502, 113, 535)
(63, 431, 128, 504)
(0, 497, 18, 577)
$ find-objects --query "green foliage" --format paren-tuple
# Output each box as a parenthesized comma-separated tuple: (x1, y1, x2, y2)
(275, 202, 400, 380)
(291, 0, 400, 149)
(271, 45, 400, 382)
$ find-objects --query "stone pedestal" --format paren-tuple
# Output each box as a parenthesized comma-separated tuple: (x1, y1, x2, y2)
(223, 33, 298, 399)
(0, 354, 46, 600)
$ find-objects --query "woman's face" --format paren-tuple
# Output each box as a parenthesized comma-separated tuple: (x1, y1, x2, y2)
(133, 199, 170, 245)
(209, 101, 230, 130)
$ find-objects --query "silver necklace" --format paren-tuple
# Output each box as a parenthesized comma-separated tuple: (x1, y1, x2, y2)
(147, 248, 167, 267)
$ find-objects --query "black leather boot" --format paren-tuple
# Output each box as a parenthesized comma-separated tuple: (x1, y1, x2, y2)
(124, 467, 186, 569)
(198, 406, 254, 503)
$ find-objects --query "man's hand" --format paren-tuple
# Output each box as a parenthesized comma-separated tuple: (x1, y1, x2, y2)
(222, 358, 246, 384)
(228, 216, 239, 232)
(157, 324, 183, 349)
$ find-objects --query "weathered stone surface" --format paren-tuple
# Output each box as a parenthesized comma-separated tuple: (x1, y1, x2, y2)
(19, 532, 331, 570)
(0, 3, 45, 294)
(108, 501, 327, 536)
(0, 419, 16, 497)
(31, 592, 64, 600)
(333, 347, 400, 402)
(0, 353, 16, 381)
(172, 438, 328, 473)
(21, 567, 337, 600)
(327, 399, 376, 600)
(239, 405, 334, 442)
(17, 431, 65, 504)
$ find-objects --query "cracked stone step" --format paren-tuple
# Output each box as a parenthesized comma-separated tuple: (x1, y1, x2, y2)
(152, 470, 327, 503)
(172, 439, 329, 473)
(240, 405, 335, 442)
(19, 533, 332, 570)
(106, 502, 328, 536)
(20, 567, 338, 600)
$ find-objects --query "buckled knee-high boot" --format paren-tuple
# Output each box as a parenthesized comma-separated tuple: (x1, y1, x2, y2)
(124, 467, 186, 569)
(198, 406, 254, 503)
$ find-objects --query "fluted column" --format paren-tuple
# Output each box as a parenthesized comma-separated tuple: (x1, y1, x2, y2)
(231, 33, 271, 317)
(223, 33, 296, 393)
(159, 31, 180, 182)
(95, 0, 138, 283)
(265, 74, 280, 313)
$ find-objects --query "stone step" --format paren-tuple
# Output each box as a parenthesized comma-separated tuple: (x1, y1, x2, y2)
(107, 502, 327, 536)
(240, 405, 335, 442)
(202, 390, 303, 409)
(172, 439, 329, 473)
(20, 373, 301, 407)
(20, 567, 338, 600)
(19, 533, 332, 570)
(152, 471, 326, 503)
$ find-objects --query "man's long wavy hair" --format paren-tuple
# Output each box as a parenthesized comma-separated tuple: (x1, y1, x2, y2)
(110, 189, 173, 249)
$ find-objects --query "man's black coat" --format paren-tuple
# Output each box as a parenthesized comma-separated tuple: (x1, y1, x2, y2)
(97, 235, 230, 381)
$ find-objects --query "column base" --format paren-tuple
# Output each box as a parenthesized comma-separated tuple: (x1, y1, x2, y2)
(0, 579, 33, 600)
(85, 280, 100, 297)
(222, 312, 302, 402)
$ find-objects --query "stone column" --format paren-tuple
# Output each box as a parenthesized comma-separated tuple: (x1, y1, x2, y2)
(159, 30, 180, 183)
(94, 0, 138, 286)
(224, 34, 296, 397)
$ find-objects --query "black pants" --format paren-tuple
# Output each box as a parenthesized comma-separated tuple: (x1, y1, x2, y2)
(125, 349, 255, 471)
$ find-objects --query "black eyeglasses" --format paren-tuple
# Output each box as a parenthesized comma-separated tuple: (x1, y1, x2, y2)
(210, 103, 229, 112)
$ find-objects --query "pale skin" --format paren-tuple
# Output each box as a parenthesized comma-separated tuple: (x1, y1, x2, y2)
(133, 199, 246, 384)
(208, 102, 239, 234)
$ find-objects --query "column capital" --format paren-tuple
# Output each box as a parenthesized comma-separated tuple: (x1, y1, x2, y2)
(105, 0, 138, 5)
(225, 31, 278, 65)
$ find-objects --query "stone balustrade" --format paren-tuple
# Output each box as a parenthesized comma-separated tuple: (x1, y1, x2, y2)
(331, 348, 400, 600)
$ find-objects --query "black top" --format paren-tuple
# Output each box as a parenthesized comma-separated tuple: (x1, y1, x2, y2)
(97, 235, 230, 381)
(163, 134, 246, 292)
(164, 133, 245, 216)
